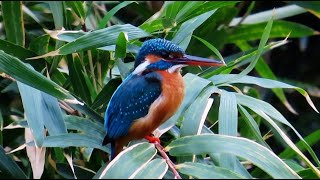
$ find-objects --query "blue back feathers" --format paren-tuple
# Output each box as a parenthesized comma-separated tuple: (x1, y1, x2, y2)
(104, 72, 162, 141)
(134, 38, 184, 68)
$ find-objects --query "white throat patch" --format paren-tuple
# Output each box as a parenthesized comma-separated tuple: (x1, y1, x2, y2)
(167, 64, 187, 73)
(132, 61, 150, 75)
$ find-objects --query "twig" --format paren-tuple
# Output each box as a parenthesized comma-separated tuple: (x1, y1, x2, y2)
(153, 142, 182, 179)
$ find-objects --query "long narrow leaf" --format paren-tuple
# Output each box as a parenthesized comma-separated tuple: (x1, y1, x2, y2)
(176, 162, 245, 179)
(0, 146, 27, 179)
(30, 24, 150, 58)
(132, 159, 168, 179)
(210, 74, 318, 113)
(218, 90, 238, 170)
(32, 133, 110, 153)
(166, 134, 300, 179)
(98, 142, 156, 179)
(98, 1, 136, 29)
(1, 1, 25, 47)
(0, 51, 78, 102)
(17, 81, 45, 147)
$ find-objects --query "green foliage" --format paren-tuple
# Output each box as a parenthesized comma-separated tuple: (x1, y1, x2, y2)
(0, 1, 319, 179)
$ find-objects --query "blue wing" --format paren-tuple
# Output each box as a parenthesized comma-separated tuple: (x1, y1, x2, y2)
(104, 72, 162, 142)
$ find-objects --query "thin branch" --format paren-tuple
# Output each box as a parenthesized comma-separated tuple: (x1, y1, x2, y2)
(153, 142, 182, 179)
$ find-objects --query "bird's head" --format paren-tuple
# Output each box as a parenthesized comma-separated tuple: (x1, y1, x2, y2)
(133, 38, 225, 75)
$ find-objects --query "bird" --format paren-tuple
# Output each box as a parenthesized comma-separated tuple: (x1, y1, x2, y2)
(102, 38, 224, 159)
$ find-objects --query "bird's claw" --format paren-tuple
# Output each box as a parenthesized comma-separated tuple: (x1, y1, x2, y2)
(145, 135, 161, 144)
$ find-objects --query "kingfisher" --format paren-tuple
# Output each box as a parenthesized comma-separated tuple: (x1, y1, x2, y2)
(103, 38, 224, 159)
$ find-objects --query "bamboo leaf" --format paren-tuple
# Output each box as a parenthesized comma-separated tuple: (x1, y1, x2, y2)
(64, 115, 105, 139)
(17, 81, 45, 147)
(25, 128, 46, 179)
(48, 1, 64, 29)
(0, 145, 27, 179)
(218, 90, 238, 170)
(0, 51, 79, 102)
(176, 162, 245, 179)
(280, 129, 320, 159)
(193, 35, 225, 63)
(65, 1, 86, 22)
(91, 78, 122, 111)
(166, 134, 300, 179)
(171, 9, 217, 49)
(133, 159, 168, 179)
(41, 93, 68, 135)
(1, 1, 25, 47)
(210, 74, 319, 113)
(115, 32, 128, 59)
(98, 142, 156, 179)
(67, 54, 92, 105)
(30, 24, 150, 59)
(229, 5, 307, 26)
(289, 1, 320, 18)
(236, 93, 320, 175)
(228, 20, 318, 42)
(98, 1, 136, 29)
(33, 133, 110, 153)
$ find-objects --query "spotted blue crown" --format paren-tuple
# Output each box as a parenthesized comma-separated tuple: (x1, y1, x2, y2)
(134, 38, 185, 68)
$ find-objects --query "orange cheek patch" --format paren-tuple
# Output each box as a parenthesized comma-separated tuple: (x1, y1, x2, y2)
(145, 54, 162, 63)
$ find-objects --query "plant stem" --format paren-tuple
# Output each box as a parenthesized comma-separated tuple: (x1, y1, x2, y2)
(153, 142, 181, 179)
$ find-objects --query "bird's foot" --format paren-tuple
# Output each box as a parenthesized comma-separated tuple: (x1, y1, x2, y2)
(145, 135, 160, 144)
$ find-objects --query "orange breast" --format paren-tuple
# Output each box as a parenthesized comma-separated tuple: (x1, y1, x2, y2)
(128, 70, 185, 139)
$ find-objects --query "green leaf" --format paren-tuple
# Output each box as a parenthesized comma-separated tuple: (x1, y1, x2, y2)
(287, 2, 320, 18)
(229, 5, 307, 26)
(41, 93, 68, 135)
(236, 93, 320, 175)
(218, 90, 238, 170)
(56, 163, 95, 179)
(17, 81, 45, 147)
(180, 86, 218, 137)
(176, 162, 245, 179)
(238, 105, 271, 149)
(133, 159, 168, 179)
(193, 35, 225, 63)
(179, 1, 239, 23)
(35, 133, 110, 153)
(235, 40, 298, 114)
(280, 129, 320, 159)
(91, 78, 122, 111)
(166, 134, 300, 179)
(1, 1, 25, 47)
(0, 146, 27, 179)
(97, 142, 156, 179)
(171, 9, 217, 49)
(227, 15, 274, 83)
(228, 20, 318, 43)
(31, 24, 150, 58)
(0, 51, 78, 102)
(48, 1, 64, 29)
(98, 1, 136, 29)
(115, 32, 128, 59)
(64, 115, 105, 139)
(67, 54, 92, 105)
(210, 74, 318, 113)
(64, 1, 86, 22)
(29, 34, 51, 56)
(200, 39, 287, 79)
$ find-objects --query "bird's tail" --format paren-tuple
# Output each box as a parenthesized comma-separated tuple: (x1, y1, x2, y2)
(102, 135, 116, 160)
(110, 141, 116, 160)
